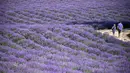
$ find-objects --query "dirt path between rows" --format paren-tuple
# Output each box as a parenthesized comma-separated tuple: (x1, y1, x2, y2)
(97, 29, 130, 42)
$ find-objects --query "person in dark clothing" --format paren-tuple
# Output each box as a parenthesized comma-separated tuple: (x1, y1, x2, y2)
(112, 24, 116, 35)
(117, 22, 123, 37)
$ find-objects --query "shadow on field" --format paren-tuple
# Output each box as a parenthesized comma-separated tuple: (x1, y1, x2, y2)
(67, 21, 130, 29)
(127, 34, 130, 39)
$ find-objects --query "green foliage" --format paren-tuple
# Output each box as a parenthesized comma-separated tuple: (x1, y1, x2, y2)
(13, 37, 24, 43)
(7, 33, 12, 37)
(10, 45, 17, 49)
(73, 67, 92, 73)
(6, 12, 16, 16)
(91, 56, 96, 60)
(44, 31, 54, 39)
(53, 37, 64, 42)
(108, 50, 120, 55)
(121, 43, 128, 47)
(23, 10, 28, 12)
(85, 70, 92, 73)
(97, 14, 102, 16)
(104, 59, 114, 63)
(102, 32, 109, 39)
(0, 31, 4, 35)
(72, 67, 78, 70)
(11, 28, 17, 31)
(7, 17, 25, 23)
(0, 42, 7, 46)
(30, 20, 42, 24)
(0, 70, 5, 73)
(128, 58, 130, 62)
(68, 13, 73, 17)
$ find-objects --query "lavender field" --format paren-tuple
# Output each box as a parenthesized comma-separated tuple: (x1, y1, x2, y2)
(0, 24, 130, 73)
(0, 0, 130, 25)
(0, 0, 130, 73)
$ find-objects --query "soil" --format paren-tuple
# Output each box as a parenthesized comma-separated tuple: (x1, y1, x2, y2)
(97, 29, 130, 42)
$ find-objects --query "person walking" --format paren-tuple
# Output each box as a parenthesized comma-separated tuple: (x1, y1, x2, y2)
(112, 24, 116, 35)
(117, 22, 123, 37)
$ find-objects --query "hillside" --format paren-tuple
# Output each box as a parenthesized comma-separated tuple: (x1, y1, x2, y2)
(0, 0, 130, 25)
(0, 0, 130, 73)
(0, 24, 130, 73)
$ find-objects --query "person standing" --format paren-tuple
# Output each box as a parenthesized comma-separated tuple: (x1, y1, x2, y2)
(112, 24, 116, 35)
(117, 22, 123, 37)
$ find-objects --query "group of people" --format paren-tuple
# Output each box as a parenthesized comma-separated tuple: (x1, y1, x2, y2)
(112, 22, 123, 37)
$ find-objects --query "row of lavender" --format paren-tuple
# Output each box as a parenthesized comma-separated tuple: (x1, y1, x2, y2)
(0, 7, 130, 24)
(0, 24, 130, 73)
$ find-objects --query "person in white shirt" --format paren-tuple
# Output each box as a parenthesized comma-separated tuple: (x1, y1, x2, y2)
(117, 22, 123, 37)
(112, 24, 116, 35)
